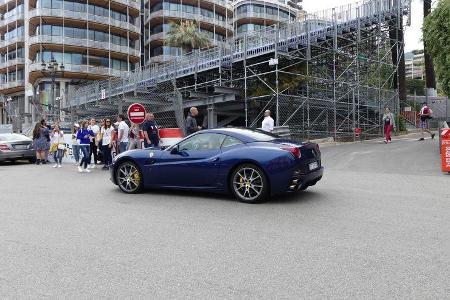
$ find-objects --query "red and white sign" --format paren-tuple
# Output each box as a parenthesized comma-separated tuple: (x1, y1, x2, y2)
(127, 103, 146, 124)
(441, 128, 450, 173)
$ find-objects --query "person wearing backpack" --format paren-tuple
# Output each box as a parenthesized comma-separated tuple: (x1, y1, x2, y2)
(418, 102, 435, 141)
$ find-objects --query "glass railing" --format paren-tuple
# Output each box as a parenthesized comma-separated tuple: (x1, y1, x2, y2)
(28, 8, 140, 33)
(112, 0, 140, 11)
(0, 58, 25, 69)
(0, 36, 24, 49)
(28, 35, 140, 57)
(234, 12, 292, 22)
(0, 12, 24, 28)
(0, 80, 25, 90)
(29, 62, 130, 78)
(147, 10, 233, 31)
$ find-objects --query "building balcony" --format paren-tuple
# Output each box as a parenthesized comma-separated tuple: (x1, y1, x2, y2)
(29, 62, 129, 78)
(113, 0, 140, 12)
(0, 58, 25, 71)
(234, 12, 292, 24)
(147, 10, 233, 32)
(0, 35, 24, 49)
(0, 79, 25, 91)
(0, 12, 24, 28)
(28, 35, 140, 58)
(28, 8, 140, 34)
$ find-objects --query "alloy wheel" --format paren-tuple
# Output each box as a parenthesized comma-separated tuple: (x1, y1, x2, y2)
(232, 167, 264, 202)
(117, 162, 141, 193)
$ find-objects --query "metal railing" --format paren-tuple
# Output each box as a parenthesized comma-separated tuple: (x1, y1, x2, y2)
(67, 0, 410, 108)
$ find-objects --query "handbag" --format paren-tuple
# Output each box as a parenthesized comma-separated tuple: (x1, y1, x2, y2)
(57, 143, 66, 150)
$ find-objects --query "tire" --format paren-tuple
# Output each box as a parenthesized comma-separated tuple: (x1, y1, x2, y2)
(115, 161, 143, 194)
(230, 163, 269, 203)
(300, 185, 308, 191)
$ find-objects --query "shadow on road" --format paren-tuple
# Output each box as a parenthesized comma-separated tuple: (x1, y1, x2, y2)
(110, 185, 324, 206)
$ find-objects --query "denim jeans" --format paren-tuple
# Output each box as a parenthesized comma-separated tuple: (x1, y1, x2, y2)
(102, 145, 112, 167)
(79, 144, 90, 169)
(53, 149, 64, 164)
(119, 142, 128, 154)
(72, 144, 80, 162)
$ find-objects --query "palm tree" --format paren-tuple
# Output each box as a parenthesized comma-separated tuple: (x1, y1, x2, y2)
(423, 0, 436, 95)
(166, 20, 210, 53)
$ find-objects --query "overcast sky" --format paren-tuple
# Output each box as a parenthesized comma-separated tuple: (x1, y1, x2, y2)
(302, 0, 423, 52)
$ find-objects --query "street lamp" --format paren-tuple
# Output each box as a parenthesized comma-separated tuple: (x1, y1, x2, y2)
(41, 57, 64, 122)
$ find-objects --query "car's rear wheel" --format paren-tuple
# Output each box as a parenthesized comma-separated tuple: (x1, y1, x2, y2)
(116, 161, 143, 194)
(230, 164, 268, 203)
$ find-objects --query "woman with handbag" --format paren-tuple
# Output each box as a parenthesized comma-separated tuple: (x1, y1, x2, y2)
(50, 125, 65, 168)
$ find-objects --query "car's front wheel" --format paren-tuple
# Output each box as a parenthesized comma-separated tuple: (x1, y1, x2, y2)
(230, 164, 268, 203)
(115, 161, 143, 194)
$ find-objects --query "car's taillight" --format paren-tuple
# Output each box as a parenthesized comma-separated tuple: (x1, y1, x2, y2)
(0, 144, 11, 152)
(281, 146, 301, 158)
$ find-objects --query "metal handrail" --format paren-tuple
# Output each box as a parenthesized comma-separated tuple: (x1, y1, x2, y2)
(0, 58, 25, 69)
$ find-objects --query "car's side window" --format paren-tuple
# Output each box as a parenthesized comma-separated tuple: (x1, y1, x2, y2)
(178, 133, 226, 151)
(221, 136, 244, 149)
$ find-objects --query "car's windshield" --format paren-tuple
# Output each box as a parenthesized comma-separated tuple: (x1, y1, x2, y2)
(0, 134, 29, 142)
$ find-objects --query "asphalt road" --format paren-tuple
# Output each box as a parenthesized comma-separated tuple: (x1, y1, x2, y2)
(1, 135, 449, 299)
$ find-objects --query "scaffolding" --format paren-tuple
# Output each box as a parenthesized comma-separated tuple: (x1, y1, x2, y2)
(64, 0, 411, 140)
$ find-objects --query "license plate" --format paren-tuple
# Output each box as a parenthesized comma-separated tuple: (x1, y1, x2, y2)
(14, 145, 28, 150)
(309, 161, 318, 170)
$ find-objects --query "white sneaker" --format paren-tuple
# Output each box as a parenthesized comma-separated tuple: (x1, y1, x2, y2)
(58, 164, 62, 168)
(78, 166, 83, 173)
(83, 169, 91, 173)
(53, 164, 58, 168)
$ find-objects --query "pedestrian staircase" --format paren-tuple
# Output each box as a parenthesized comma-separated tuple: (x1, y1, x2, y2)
(66, 0, 411, 109)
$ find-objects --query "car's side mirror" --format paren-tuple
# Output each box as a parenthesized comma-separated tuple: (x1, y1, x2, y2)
(170, 145, 180, 155)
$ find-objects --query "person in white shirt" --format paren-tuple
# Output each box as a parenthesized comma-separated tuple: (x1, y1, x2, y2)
(101, 119, 114, 169)
(117, 114, 130, 153)
(88, 118, 100, 168)
(50, 125, 65, 168)
(261, 110, 275, 132)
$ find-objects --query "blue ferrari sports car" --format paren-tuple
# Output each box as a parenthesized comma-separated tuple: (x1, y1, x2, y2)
(111, 128, 323, 203)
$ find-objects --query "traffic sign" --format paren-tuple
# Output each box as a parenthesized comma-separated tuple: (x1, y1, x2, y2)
(100, 89, 106, 100)
(127, 103, 146, 124)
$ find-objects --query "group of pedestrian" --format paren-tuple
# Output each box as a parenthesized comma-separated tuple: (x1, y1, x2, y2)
(67, 113, 161, 173)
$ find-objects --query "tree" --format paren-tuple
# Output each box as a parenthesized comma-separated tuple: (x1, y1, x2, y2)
(423, 0, 450, 97)
(406, 79, 425, 96)
(388, 18, 407, 102)
(423, 0, 437, 92)
(166, 20, 210, 53)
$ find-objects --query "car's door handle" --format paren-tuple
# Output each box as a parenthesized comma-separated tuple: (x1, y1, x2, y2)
(210, 157, 220, 162)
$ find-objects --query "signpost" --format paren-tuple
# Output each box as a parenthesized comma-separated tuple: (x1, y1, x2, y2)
(127, 103, 146, 124)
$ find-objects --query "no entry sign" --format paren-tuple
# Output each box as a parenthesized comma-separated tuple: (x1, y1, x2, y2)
(127, 103, 146, 124)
